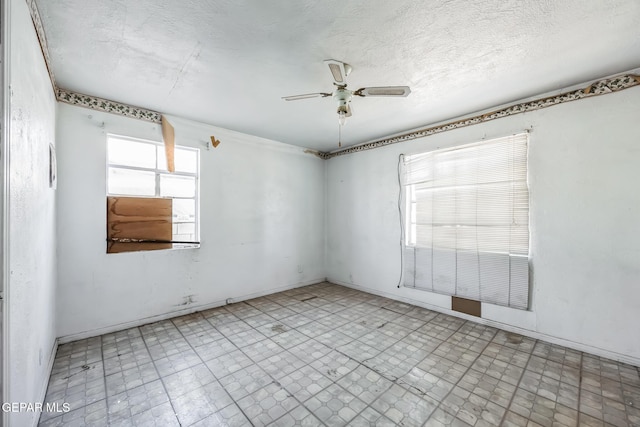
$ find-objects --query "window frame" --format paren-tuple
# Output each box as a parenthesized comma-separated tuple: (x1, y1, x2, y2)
(106, 134, 200, 249)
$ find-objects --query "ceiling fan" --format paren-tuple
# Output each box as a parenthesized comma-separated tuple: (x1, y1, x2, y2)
(282, 59, 411, 128)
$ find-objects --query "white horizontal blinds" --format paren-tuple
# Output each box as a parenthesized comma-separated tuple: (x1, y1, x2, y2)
(401, 133, 530, 309)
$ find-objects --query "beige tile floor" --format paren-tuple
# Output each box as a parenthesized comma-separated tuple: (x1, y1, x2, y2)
(38, 282, 640, 426)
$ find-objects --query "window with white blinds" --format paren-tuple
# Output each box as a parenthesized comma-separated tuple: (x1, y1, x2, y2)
(401, 133, 530, 309)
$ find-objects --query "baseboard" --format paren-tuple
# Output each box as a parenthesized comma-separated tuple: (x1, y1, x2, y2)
(33, 338, 58, 427)
(330, 279, 640, 367)
(58, 278, 325, 344)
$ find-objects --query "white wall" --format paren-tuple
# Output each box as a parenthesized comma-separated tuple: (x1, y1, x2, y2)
(326, 85, 640, 365)
(6, 0, 58, 425)
(56, 104, 325, 339)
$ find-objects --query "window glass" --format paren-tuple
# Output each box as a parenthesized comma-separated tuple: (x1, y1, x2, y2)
(160, 174, 196, 198)
(108, 138, 156, 168)
(173, 199, 196, 223)
(108, 167, 155, 196)
(173, 222, 196, 242)
(157, 146, 198, 173)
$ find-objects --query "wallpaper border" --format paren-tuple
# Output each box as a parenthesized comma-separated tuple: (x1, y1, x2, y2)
(25, 0, 640, 158)
(321, 74, 640, 159)
(56, 89, 162, 124)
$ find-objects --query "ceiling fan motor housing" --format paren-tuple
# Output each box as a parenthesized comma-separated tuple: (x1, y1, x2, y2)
(334, 87, 352, 113)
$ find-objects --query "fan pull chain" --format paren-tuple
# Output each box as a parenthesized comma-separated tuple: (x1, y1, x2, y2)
(338, 124, 342, 147)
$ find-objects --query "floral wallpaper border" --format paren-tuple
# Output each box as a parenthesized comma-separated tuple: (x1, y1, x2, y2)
(320, 74, 640, 159)
(26, 0, 162, 123)
(56, 89, 162, 123)
(25, 0, 640, 159)
(25, 0, 56, 89)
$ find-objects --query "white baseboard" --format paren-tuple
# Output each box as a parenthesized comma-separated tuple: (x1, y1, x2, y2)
(58, 278, 325, 344)
(58, 276, 640, 366)
(33, 338, 58, 427)
(330, 279, 640, 367)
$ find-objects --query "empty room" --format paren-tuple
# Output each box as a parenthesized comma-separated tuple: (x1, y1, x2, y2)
(3, 0, 640, 426)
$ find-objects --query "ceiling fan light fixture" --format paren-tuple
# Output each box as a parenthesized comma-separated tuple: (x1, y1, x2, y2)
(337, 104, 350, 126)
(338, 111, 347, 126)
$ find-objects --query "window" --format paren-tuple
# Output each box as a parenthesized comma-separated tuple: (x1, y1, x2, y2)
(401, 133, 529, 309)
(107, 135, 199, 252)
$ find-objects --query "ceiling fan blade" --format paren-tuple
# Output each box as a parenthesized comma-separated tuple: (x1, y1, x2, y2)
(324, 59, 352, 85)
(354, 86, 411, 97)
(282, 92, 332, 101)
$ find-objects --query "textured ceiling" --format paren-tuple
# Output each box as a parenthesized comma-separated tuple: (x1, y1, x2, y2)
(36, 0, 640, 151)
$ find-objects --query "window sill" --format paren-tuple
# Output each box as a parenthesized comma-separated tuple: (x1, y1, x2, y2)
(106, 242, 200, 254)
(172, 243, 200, 250)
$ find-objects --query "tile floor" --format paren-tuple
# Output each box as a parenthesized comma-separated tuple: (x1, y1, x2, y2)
(39, 282, 640, 426)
